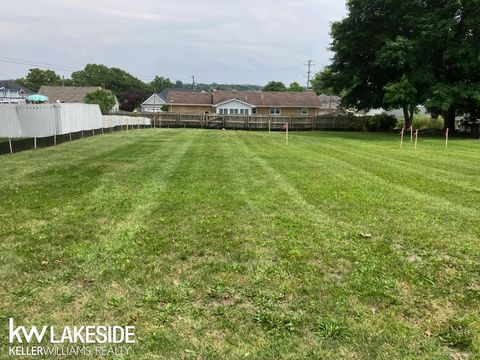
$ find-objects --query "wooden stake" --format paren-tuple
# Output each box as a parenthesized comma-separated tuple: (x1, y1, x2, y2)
(285, 122, 289, 145)
(8, 138, 13, 155)
(34, 137, 37, 150)
(268, 117, 271, 133)
(410, 126, 413, 142)
(414, 129, 418, 150)
(54, 134, 57, 146)
(69, 133, 72, 141)
(81, 130, 84, 138)
(400, 128, 404, 149)
(445, 128, 449, 149)
(92, 129, 95, 136)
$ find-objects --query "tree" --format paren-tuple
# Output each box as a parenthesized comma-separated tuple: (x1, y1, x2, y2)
(72, 64, 148, 112)
(84, 89, 117, 115)
(16, 68, 61, 92)
(324, 0, 480, 130)
(119, 90, 145, 112)
(310, 68, 335, 95)
(263, 81, 288, 92)
(324, 0, 428, 128)
(421, 0, 480, 130)
(288, 82, 304, 92)
(149, 76, 173, 93)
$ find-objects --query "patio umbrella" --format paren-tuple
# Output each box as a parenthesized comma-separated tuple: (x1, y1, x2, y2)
(26, 94, 49, 102)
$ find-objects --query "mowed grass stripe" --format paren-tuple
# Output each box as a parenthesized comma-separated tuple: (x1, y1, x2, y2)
(294, 135, 479, 215)
(242, 132, 479, 242)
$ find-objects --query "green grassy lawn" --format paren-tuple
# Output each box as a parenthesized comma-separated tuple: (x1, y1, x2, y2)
(0, 129, 479, 359)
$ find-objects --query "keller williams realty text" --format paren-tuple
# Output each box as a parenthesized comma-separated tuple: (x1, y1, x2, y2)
(7, 318, 135, 357)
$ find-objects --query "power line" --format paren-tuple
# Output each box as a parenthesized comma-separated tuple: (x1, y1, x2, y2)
(0, 56, 80, 72)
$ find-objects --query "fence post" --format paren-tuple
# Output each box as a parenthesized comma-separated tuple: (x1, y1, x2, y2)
(8, 138, 13, 155)
(34, 137, 37, 150)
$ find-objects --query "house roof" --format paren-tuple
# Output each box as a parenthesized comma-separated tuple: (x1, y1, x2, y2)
(165, 90, 322, 107)
(38, 86, 101, 103)
(318, 94, 341, 110)
(158, 87, 199, 102)
(0, 80, 33, 93)
(166, 91, 211, 105)
(213, 90, 321, 107)
(142, 93, 166, 106)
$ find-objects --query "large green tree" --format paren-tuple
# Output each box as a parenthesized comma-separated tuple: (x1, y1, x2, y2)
(16, 68, 62, 92)
(324, 0, 427, 128)
(421, 0, 480, 129)
(72, 64, 147, 110)
(323, 0, 480, 129)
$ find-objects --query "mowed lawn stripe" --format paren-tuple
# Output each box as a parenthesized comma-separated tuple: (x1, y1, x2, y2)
(242, 132, 479, 243)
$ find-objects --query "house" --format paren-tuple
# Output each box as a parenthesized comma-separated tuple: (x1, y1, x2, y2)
(212, 90, 322, 116)
(166, 91, 213, 114)
(159, 90, 323, 115)
(318, 94, 342, 112)
(141, 88, 200, 112)
(0, 80, 33, 104)
(38, 86, 119, 112)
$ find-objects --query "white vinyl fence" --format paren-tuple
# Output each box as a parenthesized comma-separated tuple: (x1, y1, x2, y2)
(0, 103, 150, 138)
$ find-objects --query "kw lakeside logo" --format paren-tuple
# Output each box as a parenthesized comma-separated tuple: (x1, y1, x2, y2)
(7, 318, 135, 357)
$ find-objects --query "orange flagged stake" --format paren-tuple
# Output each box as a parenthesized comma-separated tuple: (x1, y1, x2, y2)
(400, 127, 405, 149)
(445, 128, 449, 148)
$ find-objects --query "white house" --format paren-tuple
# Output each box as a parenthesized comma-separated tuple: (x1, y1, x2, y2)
(0, 81, 32, 104)
(141, 93, 165, 113)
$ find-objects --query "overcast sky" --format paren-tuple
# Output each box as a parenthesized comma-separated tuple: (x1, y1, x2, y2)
(2, 0, 347, 86)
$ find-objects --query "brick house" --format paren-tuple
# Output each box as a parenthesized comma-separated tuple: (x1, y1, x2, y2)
(160, 90, 322, 115)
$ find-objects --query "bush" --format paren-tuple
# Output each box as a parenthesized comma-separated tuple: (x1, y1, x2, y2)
(397, 115, 444, 130)
(362, 113, 397, 131)
(84, 89, 117, 115)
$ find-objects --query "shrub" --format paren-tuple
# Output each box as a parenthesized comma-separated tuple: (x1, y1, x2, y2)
(84, 89, 117, 115)
(362, 113, 397, 131)
(398, 115, 444, 130)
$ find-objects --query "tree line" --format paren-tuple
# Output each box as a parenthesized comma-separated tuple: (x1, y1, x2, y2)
(311, 0, 480, 130)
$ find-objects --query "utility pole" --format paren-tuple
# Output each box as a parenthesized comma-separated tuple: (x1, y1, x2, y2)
(192, 75, 196, 90)
(153, 87, 156, 128)
(305, 60, 314, 89)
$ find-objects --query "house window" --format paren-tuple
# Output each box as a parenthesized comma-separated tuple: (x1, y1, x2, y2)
(252, 108, 257, 115)
(229, 109, 234, 114)
(301, 108, 309, 115)
(234, 109, 239, 114)
(270, 107, 281, 115)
